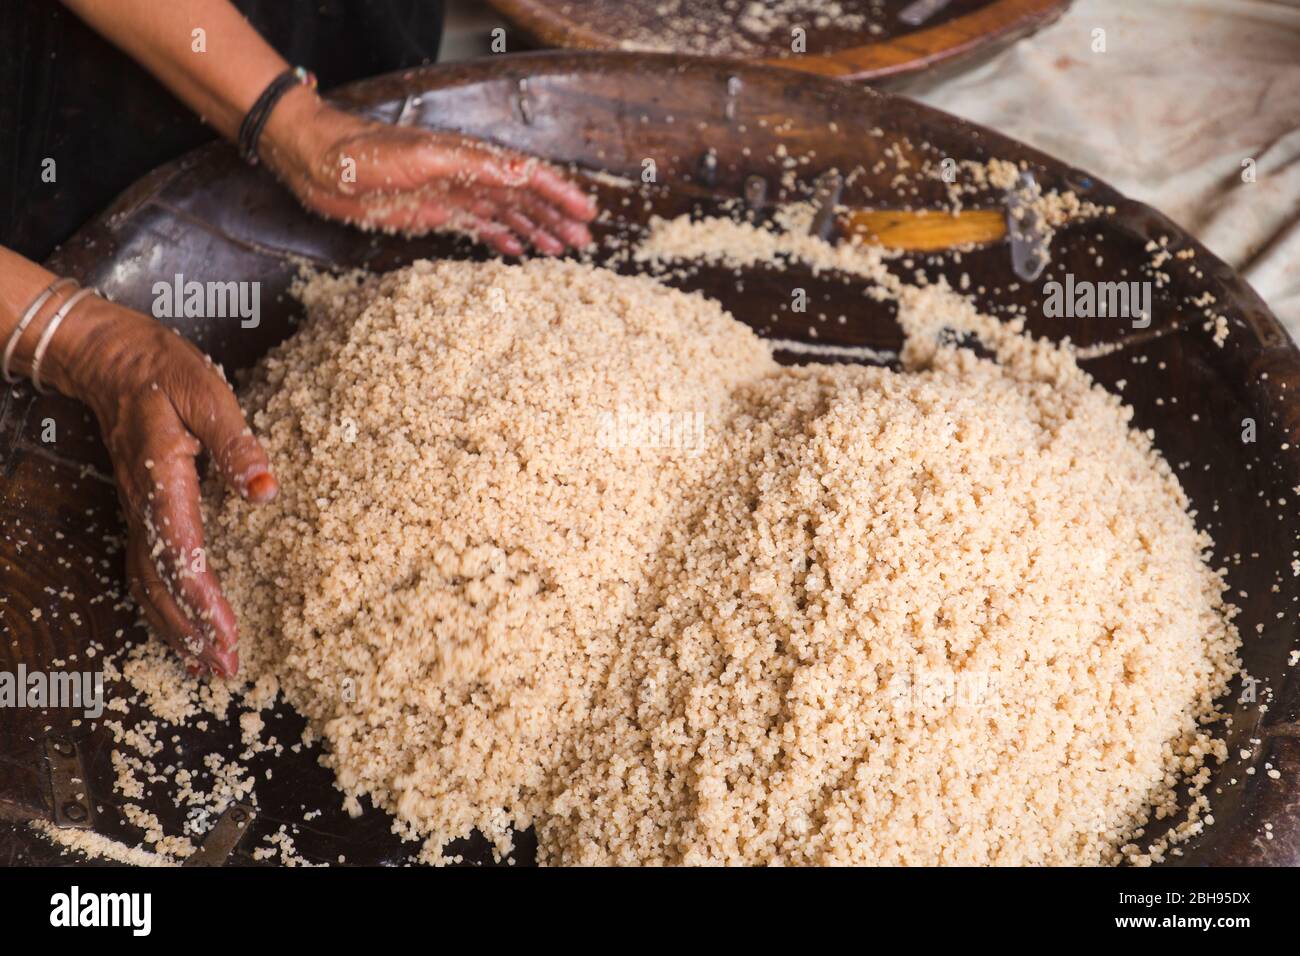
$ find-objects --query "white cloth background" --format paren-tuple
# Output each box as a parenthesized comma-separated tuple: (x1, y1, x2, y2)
(912, 0, 1300, 337)
(444, 0, 1300, 336)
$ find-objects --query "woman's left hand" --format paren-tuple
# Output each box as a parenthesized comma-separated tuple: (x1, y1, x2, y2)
(259, 85, 597, 257)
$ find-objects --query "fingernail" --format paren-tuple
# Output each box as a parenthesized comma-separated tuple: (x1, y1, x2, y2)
(565, 224, 593, 247)
(212, 647, 239, 679)
(246, 472, 278, 503)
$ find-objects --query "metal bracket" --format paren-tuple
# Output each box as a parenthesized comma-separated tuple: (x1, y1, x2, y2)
(44, 736, 93, 829)
(899, 0, 953, 27)
(1005, 170, 1051, 282)
(809, 171, 844, 241)
(697, 150, 719, 188)
(183, 803, 257, 867)
(724, 75, 742, 122)
(394, 93, 422, 128)
(515, 78, 535, 126)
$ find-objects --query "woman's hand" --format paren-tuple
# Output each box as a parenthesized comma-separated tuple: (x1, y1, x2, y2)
(259, 86, 598, 257)
(48, 296, 277, 678)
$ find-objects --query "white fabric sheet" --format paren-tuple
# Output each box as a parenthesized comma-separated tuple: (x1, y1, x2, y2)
(912, 0, 1300, 337)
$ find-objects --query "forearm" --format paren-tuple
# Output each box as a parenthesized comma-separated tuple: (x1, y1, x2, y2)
(59, 0, 292, 141)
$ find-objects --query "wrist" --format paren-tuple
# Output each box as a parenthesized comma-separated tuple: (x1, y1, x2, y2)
(257, 82, 327, 178)
(39, 295, 137, 401)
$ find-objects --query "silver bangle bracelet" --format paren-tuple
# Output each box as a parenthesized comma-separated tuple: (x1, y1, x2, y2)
(2, 277, 79, 385)
(31, 287, 97, 395)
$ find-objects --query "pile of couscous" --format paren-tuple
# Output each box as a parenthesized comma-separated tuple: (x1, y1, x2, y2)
(203, 255, 1239, 866)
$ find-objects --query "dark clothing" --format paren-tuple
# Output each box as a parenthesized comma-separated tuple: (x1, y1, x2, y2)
(0, 0, 445, 261)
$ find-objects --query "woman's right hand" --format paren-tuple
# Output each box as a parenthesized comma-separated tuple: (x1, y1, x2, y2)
(259, 88, 598, 257)
(46, 295, 277, 678)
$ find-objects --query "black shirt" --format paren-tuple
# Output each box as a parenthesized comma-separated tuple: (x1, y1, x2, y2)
(0, 0, 446, 261)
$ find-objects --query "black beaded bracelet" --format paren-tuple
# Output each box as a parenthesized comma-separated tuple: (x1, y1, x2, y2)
(238, 66, 317, 166)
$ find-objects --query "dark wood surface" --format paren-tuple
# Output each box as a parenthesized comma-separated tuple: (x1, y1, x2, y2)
(485, 0, 1073, 83)
(1, 51, 1297, 866)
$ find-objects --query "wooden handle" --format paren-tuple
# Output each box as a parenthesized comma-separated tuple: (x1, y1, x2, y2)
(838, 208, 1006, 250)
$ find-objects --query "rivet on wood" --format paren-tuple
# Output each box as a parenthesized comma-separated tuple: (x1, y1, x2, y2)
(698, 150, 719, 187)
(809, 170, 844, 240)
(899, 0, 953, 28)
(724, 76, 742, 122)
(516, 78, 534, 126)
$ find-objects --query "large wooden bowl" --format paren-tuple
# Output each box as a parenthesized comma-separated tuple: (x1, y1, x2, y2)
(2, 52, 1297, 866)
(485, 0, 1074, 83)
